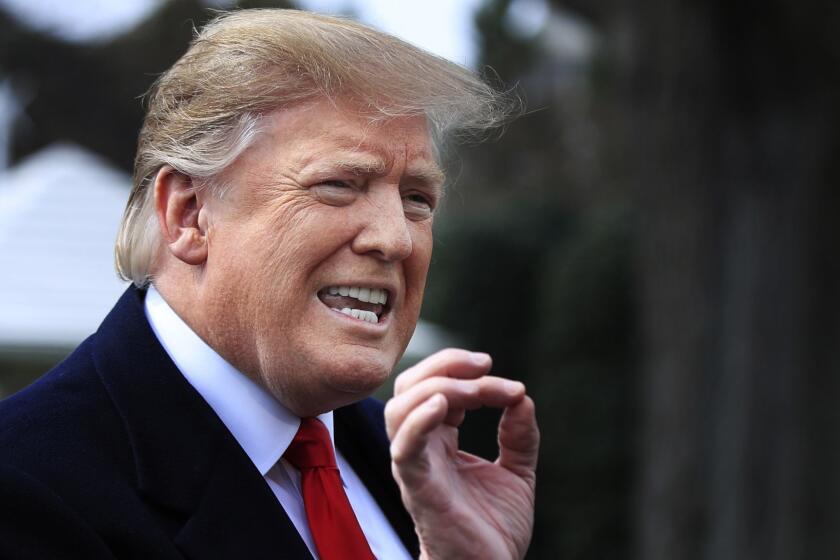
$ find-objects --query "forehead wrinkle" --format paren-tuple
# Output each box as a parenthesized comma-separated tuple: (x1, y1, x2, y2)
(331, 120, 435, 165)
(281, 115, 441, 186)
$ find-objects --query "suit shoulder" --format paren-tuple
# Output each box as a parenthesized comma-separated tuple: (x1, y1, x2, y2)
(1, 336, 105, 434)
(0, 336, 131, 482)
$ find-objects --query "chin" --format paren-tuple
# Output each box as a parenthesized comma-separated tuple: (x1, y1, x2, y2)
(267, 345, 398, 415)
(326, 352, 394, 398)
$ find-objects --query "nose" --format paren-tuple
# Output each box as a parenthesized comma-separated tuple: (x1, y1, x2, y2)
(351, 188, 413, 262)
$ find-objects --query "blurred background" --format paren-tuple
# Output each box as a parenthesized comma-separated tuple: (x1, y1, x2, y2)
(1, 0, 839, 558)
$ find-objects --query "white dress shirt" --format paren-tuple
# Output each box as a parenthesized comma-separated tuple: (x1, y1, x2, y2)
(144, 286, 411, 560)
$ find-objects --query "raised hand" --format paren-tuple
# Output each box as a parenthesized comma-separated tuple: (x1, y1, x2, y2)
(384, 349, 539, 560)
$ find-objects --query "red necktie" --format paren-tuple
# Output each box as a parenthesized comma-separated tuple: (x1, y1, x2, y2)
(284, 418, 376, 560)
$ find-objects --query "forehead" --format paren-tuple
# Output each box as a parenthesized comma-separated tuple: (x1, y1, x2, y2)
(253, 98, 441, 176)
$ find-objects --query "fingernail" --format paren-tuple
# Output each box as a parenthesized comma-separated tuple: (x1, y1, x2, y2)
(470, 352, 491, 365)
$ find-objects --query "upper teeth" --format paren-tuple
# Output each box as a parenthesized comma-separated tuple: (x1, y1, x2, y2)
(327, 286, 388, 305)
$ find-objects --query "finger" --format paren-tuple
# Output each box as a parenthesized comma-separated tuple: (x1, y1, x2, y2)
(389, 393, 449, 486)
(497, 395, 540, 476)
(385, 376, 525, 439)
(444, 408, 466, 428)
(393, 348, 492, 395)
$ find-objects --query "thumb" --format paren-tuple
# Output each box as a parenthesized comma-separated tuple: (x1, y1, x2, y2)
(497, 395, 539, 476)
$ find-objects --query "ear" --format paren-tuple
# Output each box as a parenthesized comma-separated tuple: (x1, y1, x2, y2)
(153, 166, 209, 266)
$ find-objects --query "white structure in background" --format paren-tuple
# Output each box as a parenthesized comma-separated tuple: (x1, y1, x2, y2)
(0, 144, 130, 350)
(0, 0, 480, 67)
(0, 143, 452, 362)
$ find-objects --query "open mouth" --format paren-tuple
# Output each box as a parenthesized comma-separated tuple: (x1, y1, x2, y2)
(317, 285, 390, 324)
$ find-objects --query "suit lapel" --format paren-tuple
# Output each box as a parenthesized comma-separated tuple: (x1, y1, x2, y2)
(173, 451, 311, 560)
(91, 287, 312, 559)
(335, 400, 420, 558)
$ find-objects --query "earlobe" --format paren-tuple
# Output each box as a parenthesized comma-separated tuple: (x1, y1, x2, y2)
(154, 166, 209, 266)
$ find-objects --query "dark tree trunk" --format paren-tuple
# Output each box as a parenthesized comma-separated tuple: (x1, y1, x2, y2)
(618, 1, 840, 558)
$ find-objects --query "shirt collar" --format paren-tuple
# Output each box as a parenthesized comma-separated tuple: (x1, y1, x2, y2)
(143, 285, 334, 476)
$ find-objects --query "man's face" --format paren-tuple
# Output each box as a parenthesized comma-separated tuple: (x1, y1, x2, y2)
(198, 99, 442, 416)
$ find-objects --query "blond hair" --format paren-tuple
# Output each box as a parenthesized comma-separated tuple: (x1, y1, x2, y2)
(116, 8, 515, 286)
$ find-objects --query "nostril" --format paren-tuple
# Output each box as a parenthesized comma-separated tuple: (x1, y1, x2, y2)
(351, 217, 413, 261)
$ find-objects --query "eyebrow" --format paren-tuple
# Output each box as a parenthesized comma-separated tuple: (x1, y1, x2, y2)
(316, 153, 446, 192)
(333, 157, 387, 176)
(406, 162, 446, 189)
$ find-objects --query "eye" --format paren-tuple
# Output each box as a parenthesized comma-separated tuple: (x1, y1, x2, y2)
(311, 180, 358, 206)
(322, 180, 353, 188)
(402, 192, 435, 221)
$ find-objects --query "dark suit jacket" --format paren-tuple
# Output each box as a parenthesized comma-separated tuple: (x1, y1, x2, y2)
(0, 287, 418, 559)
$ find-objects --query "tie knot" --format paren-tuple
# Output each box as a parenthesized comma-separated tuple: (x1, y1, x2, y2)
(284, 418, 337, 470)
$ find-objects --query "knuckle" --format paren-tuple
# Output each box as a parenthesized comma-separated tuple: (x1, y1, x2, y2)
(419, 376, 463, 397)
(383, 397, 400, 420)
(389, 442, 406, 463)
(456, 377, 480, 394)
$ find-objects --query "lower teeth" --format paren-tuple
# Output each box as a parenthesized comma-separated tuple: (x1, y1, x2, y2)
(332, 307, 379, 324)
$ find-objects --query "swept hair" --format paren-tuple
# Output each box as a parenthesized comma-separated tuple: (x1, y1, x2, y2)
(116, 8, 517, 286)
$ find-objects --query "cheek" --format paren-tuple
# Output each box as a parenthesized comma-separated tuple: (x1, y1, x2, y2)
(409, 227, 434, 281)
(400, 230, 433, 322)
(245, 209, 347, 315)
(242, 202, 331, 279)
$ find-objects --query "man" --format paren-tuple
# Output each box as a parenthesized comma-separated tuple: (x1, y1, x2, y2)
(0, 9, 539, 559)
